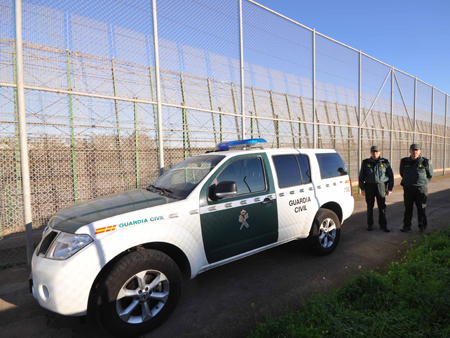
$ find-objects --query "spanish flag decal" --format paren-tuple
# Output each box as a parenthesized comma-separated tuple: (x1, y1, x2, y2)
(95, 225, 116, 235)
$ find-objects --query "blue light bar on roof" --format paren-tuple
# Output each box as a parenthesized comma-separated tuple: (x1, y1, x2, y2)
(216, 138, 267, 151)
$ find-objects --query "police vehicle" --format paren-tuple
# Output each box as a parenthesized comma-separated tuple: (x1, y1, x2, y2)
(30, 138, 354, 337)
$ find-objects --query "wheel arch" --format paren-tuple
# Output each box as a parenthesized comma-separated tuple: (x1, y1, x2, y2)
(319, 202, 343, 226)
(87, 242, 191, 316)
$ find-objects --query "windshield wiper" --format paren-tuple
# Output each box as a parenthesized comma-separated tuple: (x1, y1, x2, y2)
(147, 185, 176, 198)
(158, 187, 173, 195)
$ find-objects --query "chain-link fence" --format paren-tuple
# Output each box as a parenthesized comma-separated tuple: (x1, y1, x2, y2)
(0, 0, 449, 267)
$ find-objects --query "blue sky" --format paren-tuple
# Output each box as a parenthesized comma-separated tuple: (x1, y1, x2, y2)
(255, 0, 450, 96)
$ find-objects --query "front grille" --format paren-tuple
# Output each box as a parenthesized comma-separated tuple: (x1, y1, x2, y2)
(37, 231, 58, 257)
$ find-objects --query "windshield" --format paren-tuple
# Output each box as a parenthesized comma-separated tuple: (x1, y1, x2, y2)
(147, 155, 224, 199)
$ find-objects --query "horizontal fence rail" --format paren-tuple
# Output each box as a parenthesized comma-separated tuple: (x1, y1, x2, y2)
(0, 0, 449, 266)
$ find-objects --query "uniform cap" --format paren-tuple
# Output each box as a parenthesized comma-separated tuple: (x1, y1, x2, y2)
(410, 143, 421, 150)
(370, 145, 380, 152)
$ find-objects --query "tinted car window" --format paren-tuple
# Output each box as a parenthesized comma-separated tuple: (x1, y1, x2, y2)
(315, 153, 348, 179)
(296, 154, 311, 184)
(273, 155, 302, 188)
(216, 157, 266, 195)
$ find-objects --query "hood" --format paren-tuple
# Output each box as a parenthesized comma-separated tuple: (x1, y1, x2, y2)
(49, 189, 176, 233)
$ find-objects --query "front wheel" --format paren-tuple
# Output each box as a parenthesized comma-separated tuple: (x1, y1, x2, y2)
(96, 249, 182, 337)
(308, 208, 341, 256)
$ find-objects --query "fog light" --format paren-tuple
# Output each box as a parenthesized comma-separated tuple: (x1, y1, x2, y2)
(39, 284, 50, 302)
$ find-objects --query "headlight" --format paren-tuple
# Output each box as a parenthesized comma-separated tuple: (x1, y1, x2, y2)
(46, 233, 93, 260)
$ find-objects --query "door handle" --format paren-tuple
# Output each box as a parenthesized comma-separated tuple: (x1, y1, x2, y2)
(261, 199, 274, 205)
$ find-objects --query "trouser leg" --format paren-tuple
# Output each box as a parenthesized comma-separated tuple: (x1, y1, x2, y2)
(403, 186, 414, 229)
(365, 184, 376, 228)
(416, 186, 428, 229)
(376, 183, 387, 227)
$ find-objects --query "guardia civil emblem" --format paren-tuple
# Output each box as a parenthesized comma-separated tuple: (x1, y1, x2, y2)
(239, 210, 249, 230)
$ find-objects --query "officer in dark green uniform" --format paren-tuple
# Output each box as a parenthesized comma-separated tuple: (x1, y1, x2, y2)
(359, 145, 394, 232)
(400, 143, 433, 232)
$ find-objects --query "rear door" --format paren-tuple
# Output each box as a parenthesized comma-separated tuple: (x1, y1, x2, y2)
(199, 153, 278, 264)
(272, 153, 319, 241)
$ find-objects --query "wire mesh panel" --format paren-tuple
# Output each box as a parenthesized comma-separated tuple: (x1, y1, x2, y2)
(242, 0, 313, 148)
(157, 0, 240, 115)
(416, 81, 433, 136)
(361, 55, 392, 138)
(315, 36, 358, 133)
(433, 90, 446, 138)
(433, 90, 446, 171)
(0, 0, 14, 85)
(447, 97, 450, 171)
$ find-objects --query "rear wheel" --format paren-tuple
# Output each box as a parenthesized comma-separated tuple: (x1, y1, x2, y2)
(308, 208, 340, 256)
(96, 249, 182, 337)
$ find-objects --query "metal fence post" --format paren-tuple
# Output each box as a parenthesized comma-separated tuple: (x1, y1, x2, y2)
(430, 87, 434, 160)
(149, 66, 160, 161)
(357, 51, 362, 181)
(180, 73, 191, 159)
(218, 107, 223, 142)
(231, 82, 240, 139)
(390, 67, 394, 164)
(345, 104, 352, 176)
(444, 94, 448, 175)
(13, 40, 21, 207)
(251, 87, 261, 138)
(333, 122, 336, 149)
(298, 118, 302, 148)
(270, 90, 277, 145)
(317, 117, 322, 148)
(335, 102, 344, 150)
(249, 111, 254, 138)
(152, 0, 165, 176)
(207, 78, 217, 144)
(239, 0, 245, 140)
(66, 51, 78, 202)
(285, 94, 295, 147)
(324, 101, 332, 144)
(348, 126, 352, 176)
(134, 99, 139, 188)
(111, 58, 124, 185)
(14, 0, 34, 265)
(312, 29, 316, 148)
(413, 77, 417, 143)
(299, 96, 309, 146)
(275, 115, 280, 148)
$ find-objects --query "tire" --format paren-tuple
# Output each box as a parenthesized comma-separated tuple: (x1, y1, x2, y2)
(308, 208, 341, 256)
(96, 249, 182, 337)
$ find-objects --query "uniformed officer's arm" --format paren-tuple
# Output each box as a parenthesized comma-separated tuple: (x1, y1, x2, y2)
(358, 161, 366, 191)
(399, 159, 404, 178)
(386, 161, 394, 191)
(426, 159, 434, 183)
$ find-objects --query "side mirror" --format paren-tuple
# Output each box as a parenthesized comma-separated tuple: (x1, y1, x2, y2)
(213, 181, 237, 200)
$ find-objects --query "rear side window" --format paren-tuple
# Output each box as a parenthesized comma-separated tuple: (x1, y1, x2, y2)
(316, 153, 348, 179)
(273, 154, 312, 188)
(273, 155, 301, 188)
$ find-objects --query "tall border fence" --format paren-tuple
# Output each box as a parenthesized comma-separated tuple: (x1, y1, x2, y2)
(0, 0, 449, 266)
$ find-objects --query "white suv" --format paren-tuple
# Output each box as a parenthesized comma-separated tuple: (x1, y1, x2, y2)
(30, 138, 354, 337)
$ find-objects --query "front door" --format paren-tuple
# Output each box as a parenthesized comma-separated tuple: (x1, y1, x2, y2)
(199, 154, 278, 264)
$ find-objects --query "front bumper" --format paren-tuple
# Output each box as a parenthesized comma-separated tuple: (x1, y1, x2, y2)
(30, 240, 104, 316)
